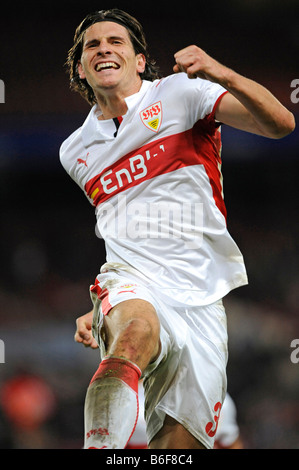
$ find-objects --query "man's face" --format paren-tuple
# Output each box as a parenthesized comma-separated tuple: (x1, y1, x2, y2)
(78, 21, 145, 97)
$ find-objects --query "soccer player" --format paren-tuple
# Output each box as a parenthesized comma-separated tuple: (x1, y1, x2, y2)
(60, 9, 295, 449)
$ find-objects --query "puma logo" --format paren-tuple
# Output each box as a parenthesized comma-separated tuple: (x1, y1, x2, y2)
(77, 152, 89, 167)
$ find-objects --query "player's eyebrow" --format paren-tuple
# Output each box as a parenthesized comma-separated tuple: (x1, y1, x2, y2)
(109, 35, 126, 43)
(83, 35, 127, 48)
(84, 38, 98, 48)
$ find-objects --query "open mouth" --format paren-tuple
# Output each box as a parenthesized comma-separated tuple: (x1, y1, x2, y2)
(95, 62, 120, 72)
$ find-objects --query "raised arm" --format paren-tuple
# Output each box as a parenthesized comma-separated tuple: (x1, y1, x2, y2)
(173, 45, 295, 139)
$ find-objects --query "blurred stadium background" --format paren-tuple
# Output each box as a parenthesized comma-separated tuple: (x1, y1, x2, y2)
(0, 0, 298, 448)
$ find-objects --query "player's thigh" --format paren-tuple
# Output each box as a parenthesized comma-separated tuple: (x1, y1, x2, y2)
(103, 299, 161, 365)
(149, 415, 206, 450)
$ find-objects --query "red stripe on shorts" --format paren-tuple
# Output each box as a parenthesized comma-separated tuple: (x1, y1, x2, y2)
(90, 279, 112, 315)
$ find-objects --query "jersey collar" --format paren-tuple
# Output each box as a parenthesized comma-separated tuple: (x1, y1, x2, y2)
(81, 80, 153, 146)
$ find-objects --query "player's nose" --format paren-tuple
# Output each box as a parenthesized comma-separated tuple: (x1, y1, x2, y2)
(97, 39, 112, 55)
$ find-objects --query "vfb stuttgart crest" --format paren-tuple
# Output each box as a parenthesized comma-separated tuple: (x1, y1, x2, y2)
(140, 101, 162, 132)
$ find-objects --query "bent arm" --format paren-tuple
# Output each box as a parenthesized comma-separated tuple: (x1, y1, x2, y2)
(174, 45, 295, 139)
(214, 71, 295, 139)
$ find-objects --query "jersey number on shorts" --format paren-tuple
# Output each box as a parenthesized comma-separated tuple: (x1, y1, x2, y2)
(205, 401, 222, 437)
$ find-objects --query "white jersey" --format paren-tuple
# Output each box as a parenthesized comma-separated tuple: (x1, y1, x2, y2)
(60, 73, 248, 306)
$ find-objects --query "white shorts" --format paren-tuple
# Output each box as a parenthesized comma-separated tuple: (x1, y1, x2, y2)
(90, 263, 228, 449)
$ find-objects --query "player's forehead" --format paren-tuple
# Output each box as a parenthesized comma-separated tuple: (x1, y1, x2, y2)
(83, 21, 132, 45)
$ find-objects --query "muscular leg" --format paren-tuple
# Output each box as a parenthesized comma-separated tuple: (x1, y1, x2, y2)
(84, 299, 160, 449)
(103, 298, 161, 368)
(149, 415, 206, 449)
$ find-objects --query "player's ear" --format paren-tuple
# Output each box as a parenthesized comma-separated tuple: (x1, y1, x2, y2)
(136, 54, 146, 74)
(77, 61, 86, 80)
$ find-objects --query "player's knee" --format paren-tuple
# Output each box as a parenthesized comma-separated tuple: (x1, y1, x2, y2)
(110, 315, 160, 369)
(104, 299, 160, 368)
(122, 315, 159, 350)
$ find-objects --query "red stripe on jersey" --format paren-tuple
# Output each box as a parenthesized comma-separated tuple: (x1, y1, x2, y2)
(90, 279, 112, 315)
(85, 114, 226, 219)
(192, 118, 227, 220)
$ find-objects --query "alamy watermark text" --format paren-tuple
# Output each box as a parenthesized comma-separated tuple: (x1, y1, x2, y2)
(95, 194, 204, 249)
(290, 79, 299, 104)
(0, 340, 4, 363)
(290, 339, 299, 364)
(0, 80, 4, 103)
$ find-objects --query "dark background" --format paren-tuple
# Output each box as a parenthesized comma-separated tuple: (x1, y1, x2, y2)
(0, 0, 298, 448)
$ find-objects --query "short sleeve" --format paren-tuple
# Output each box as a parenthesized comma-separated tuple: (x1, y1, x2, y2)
(166, 73, 227, 125)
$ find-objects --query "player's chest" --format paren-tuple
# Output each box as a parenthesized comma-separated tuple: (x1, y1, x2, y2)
(77, 96, 188, 183)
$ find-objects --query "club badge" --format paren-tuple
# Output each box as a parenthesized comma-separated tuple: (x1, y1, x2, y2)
(140, 101, 162, 133)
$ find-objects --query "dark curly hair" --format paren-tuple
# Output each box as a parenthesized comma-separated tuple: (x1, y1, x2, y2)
(66, 8, 160, 105)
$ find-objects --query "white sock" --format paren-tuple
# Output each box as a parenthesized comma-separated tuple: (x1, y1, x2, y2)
(84, 356, 141, 449)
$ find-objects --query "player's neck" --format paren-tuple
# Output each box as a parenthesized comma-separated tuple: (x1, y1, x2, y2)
(96, 96, 127, 121)
(95, 79, 142, 120)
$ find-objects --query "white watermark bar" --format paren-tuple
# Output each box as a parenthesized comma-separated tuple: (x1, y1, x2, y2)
(0, 340, 4, 363)
(0, 80, 4, 103)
